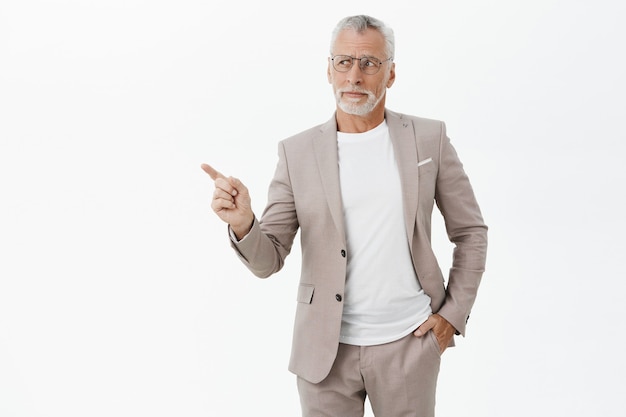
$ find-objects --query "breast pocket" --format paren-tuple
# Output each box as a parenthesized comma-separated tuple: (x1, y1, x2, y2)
(418, 158, 436, 177)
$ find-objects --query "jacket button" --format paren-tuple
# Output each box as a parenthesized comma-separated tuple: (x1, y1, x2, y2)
(340, 249, 346, 258)
(335, 294, 342, 302)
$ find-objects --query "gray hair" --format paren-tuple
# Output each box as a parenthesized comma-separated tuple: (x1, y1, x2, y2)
(330, 15, 395, 59)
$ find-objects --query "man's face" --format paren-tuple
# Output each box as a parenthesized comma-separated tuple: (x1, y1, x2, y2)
(327, 28, 395, 116)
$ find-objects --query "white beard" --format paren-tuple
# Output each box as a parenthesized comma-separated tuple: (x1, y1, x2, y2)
(335, 86, 386, 116)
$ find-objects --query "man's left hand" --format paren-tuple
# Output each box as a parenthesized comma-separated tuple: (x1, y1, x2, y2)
(413, 314, 456, 354)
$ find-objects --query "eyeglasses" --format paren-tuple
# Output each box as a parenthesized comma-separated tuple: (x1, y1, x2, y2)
(330, 55, 393, 75)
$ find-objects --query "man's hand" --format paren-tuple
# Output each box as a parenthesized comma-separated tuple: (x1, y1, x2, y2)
(413, 314, 456, 354)
(201, 163, 254, 240)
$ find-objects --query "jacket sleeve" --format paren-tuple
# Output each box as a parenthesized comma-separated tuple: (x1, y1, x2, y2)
(434, 126, 488, 336)
(230, 141, 299, 278)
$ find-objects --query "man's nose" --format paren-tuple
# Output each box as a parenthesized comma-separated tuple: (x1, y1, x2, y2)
(345, 62, 363, 85)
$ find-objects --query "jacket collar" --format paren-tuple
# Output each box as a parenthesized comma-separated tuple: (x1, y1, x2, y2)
(312, 109, 419, 244)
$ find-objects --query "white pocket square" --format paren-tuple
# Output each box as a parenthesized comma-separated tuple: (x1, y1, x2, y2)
(417, 157, 433, 167)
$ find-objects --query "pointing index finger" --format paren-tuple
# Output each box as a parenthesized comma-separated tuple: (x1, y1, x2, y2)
(201, 163, 225, 180)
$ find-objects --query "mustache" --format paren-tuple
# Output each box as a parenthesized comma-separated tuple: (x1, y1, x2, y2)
(336, 86, 374, 95)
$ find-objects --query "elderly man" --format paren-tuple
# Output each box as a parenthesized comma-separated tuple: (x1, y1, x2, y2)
(202, 14, 487, 417)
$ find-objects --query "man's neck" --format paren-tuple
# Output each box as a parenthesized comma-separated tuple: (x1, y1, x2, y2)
(336, 106, 385, 133)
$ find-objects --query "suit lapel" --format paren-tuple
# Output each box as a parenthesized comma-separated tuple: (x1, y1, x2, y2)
(312, 111, 419, 246)
(312, 115, 346, 244)
(386, 110, 419, 243)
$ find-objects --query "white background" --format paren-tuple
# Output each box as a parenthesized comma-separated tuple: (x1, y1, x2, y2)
(1, 1, 625, 416)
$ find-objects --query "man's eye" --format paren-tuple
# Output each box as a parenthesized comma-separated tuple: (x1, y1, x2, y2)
(363, 60, 377, 67)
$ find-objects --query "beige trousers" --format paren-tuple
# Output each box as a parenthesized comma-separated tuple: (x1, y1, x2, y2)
(297, 331, 442, 417)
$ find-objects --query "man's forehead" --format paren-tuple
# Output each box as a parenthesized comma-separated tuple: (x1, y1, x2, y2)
(333, 28, 386, 55)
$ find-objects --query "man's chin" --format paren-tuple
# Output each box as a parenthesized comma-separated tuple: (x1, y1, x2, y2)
(338, 102, 374, 116)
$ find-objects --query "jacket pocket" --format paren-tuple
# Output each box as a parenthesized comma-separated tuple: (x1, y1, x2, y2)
(296, 284, 315, 304)
(418, 159, 436, 177)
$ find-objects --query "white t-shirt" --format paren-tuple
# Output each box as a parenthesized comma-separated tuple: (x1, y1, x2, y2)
(337, 120, 432, 346)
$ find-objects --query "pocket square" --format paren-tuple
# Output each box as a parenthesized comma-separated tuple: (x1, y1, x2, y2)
(417, 157, 433, 167)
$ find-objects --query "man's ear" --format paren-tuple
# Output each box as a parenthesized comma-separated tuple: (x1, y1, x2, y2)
(386, 62, 396, 88)
(327, 59, 332, 83)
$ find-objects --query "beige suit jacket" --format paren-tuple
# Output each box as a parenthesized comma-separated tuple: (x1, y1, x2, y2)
(231, 109, 488, 383)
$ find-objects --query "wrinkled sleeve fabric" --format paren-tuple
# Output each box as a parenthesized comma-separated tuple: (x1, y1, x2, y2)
(434, 125, 488, 336)
(230, 141, 299, 278)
